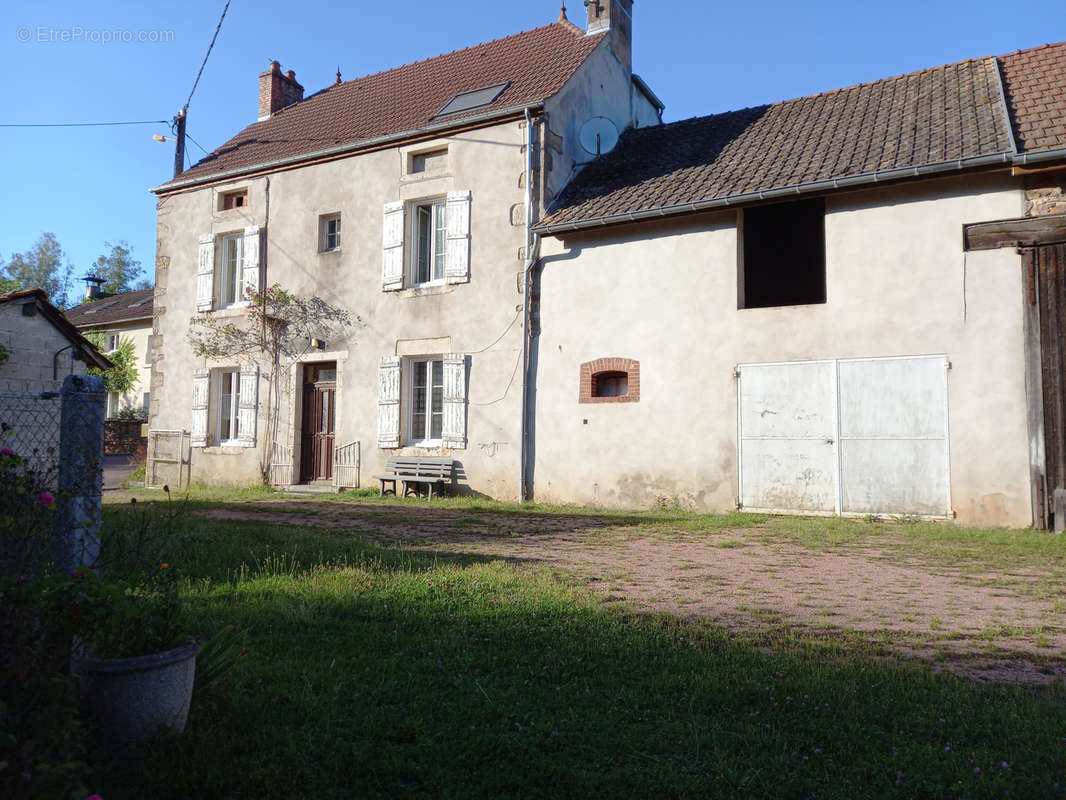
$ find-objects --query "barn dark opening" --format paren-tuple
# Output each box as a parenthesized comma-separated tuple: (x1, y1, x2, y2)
(740, 198, 826, 309)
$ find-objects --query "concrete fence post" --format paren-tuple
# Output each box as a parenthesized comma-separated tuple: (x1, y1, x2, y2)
(53, 374, 105, 573)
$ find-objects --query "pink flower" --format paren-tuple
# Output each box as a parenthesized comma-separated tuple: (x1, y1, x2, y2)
(0, 447, 14, 456)
(37, 491, 55, 508)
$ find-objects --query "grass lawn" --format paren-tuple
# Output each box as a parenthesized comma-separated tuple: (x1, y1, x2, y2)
(91, 492, 1066, 798)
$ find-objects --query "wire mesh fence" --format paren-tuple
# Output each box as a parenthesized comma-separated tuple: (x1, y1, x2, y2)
(0, 391, 61, 490)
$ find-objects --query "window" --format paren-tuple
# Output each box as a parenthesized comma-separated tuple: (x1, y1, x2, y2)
(218, 233, 243, 308)
(320, 214, 341, 252)
(197, 227, 260, 313)
(216, 369, 241, 443)
(220, 190, 247, 210)
(381, 193, 469, 291)
(580, 358, 640, 404)
(408, 358, 444, 444)
(432, 82, 510, 119)
(409, 148, 448, 174)
(414, 201, 447, 285)
(594, 371, 628, 397)
(740, 198, 826, 309)
(146, 336, 153, 362)
(142, 392, 150, 414)
(105, 333, 120, 352)
(106, 391, 121, 418)
(378, 354, 467, 449)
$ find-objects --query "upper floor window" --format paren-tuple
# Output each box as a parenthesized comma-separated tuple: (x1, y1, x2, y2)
(739, 198, 826, 309)
(320, 213, 341, 252)
(381, 192, 470, 291)
(415, 200, 447, 285)
(196, 227, 261, 313)
(219, 233, 243, 308)
(409, 148, 448, 175)
(105, 332, 120, 352)
(220, 190, 247, 211)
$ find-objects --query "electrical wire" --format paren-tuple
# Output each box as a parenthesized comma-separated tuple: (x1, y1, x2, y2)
(469, 307, 521, 353)
(185, 131, 211, 155)
(184, 0, 232, 111)
(0, 120, 168, 128)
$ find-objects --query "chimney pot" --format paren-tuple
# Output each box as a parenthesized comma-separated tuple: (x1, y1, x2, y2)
(285, 69, 295, 80)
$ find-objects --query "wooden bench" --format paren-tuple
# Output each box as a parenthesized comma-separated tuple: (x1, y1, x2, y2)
(372, 457, 455, 500)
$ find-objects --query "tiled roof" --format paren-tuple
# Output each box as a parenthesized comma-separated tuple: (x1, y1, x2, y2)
(999, 43, 1066, 153)
(64, 287, 154, 328)
(540, 43, 1065, 231)
(160, 20, 603, 189)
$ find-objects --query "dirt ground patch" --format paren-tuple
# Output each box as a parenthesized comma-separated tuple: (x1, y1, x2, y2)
(196, 500, 1066, 684)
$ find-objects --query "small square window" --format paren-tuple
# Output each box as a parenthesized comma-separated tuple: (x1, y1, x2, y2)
(594, 371, 628, 398)
(320, 214, 341, 252)
(409, 148, 448, 174)
(580, 358, 640, 404)
(220, 190, 248, 211)
(412, 200, 447, 285)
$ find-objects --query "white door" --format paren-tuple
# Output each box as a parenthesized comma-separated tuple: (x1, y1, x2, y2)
(738, 360, 838, 513)
(738, 355, 951, 517)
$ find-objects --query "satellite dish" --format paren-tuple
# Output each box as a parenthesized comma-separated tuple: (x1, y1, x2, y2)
(579, 116, 619, 156)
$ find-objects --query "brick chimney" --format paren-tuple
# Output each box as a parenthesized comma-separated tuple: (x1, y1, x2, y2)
(258, 61, 304, 120)
(585, 0, 632, 73)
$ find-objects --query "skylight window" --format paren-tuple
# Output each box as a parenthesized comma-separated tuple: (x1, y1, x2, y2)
(84, 300, 119, 314)
(432, 81, 510, 120)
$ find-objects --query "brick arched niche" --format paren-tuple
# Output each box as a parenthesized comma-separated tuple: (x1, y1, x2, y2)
(579, 358, 640, 403)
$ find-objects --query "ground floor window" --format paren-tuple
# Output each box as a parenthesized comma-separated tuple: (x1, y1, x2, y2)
(217, 368, 240, 442)
(409, 358, 444, 444)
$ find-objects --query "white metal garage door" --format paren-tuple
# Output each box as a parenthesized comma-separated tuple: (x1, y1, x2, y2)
(737, 355, 951, 517)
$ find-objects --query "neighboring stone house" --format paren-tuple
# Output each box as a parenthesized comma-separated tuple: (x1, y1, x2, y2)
(65, 285, 155, 418)
(149, 2, 660, 492)
(149, 0, 1066, 528)
(0, 289, 111, 395)
(531, 42, 1066, 528)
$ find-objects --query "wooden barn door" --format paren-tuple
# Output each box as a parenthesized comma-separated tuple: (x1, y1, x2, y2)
(1030, 244, 1066, 528)
(300, 362, 336, 483)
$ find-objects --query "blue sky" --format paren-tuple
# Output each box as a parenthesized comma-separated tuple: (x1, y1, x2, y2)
(1, 0, 1062, 298)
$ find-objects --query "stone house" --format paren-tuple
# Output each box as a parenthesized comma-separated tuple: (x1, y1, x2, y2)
(531, 41, 1066, 528)
(149, 2, 660, 492)
(149, 1, 1066, 527)
(0, 289, 111, 395)
(65, 285, 154, 418)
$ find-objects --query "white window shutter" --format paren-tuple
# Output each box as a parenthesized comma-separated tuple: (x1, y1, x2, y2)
(196, 234, 214, 312)
(191, 368, 209, 447)
(442, 353, 467, 449)
(445, 190, 471, 284)
(242, 226, 261, 303)
(237, 364, 259, 447)
(381, 202, 405, 291)
(378, 355, 401, 448)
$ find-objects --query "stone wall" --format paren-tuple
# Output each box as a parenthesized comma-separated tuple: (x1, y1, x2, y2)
(104, 418, 147, 460)
(1025, 172, 1066, 216)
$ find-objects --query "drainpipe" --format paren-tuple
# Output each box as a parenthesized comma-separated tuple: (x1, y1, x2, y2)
(519, 106, 539, 503)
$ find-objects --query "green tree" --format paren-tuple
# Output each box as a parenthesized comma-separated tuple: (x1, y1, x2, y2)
(84, 332, 139, 396)
(0, 233, 73, 306)
(91, 241, 147, 295)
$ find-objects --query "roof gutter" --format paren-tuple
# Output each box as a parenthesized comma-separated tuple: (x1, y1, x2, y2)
(535, 148, 1066, 235)
(151, 101, 546, 195)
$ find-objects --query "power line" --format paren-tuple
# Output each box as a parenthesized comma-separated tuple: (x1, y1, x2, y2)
(0, 119, 168, 128)
(185, 131, 210, 155)
(184, 0, 232, 111)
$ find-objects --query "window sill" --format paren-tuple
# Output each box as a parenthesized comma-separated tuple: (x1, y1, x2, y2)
(400, 170, 453, 184)
(406, 439, 443, 449)
(580, 395, 638, 404)
(200, 443, 246, 454)
(318, 247, 342, 255)
(206, 304, 250, 318)
(398, 282, 453, 298)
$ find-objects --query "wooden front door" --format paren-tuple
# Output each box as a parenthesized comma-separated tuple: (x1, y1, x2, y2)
(300, 362, 336, 482)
